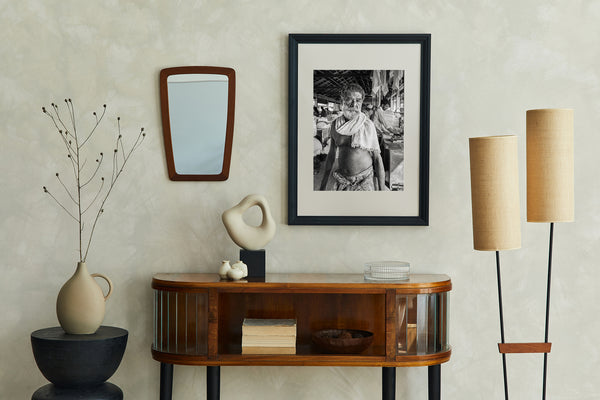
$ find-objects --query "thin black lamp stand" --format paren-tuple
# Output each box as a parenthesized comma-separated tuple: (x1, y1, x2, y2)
(494, 223, 555, 400)
(525, 108, 574, 399)
(542, 222, 554, 400)
(495, 251, 509, 400)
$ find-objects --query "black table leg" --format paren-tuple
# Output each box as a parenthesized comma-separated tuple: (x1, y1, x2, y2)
(382, 367, 396, 400)
(428, 364, 441, 400)
(160, 363, 173, 400)
(207, 366, 220, 400)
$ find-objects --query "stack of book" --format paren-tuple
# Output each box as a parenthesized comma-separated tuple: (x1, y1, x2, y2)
(241, 318, 297, 354)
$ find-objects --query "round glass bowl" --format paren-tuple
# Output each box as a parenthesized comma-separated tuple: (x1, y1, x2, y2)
(364, 261, 410, 281)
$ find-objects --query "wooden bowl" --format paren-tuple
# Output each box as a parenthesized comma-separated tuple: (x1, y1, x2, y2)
(312, 329, 374, 354)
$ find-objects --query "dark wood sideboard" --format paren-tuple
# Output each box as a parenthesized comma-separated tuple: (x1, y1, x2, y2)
(151, 273, 451, 399)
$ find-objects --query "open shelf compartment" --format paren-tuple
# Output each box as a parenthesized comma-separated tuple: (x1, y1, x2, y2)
(218, 292, 386, 357)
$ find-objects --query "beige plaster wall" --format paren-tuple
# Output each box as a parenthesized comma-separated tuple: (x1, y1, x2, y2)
(1, 0, 599, 398)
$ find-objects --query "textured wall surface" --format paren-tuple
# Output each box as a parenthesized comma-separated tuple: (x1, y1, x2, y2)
(1, 0, 599, 398)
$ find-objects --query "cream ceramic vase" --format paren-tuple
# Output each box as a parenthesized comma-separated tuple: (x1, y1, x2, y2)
(221, 194, 276, 250)
(56, 262, 113, 334)
(218, 260, 232, 279)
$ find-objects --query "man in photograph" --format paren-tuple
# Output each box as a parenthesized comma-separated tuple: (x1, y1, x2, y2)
(373, 99, 402, 138)
(319, 83, 387, 191)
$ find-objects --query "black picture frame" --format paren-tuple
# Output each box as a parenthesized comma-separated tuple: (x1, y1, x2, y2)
(288, 34, 431, 225)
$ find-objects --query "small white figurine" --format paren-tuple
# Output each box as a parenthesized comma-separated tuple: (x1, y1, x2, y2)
(218, 260, 232, 279)
(231, 261, 248, 277)
(219, 260, 248, 281)
(226, 268, 245, 280)
(226, 260, 248, 281)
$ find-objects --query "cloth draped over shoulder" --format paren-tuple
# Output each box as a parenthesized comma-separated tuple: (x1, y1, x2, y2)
(334, 113, 380, 153)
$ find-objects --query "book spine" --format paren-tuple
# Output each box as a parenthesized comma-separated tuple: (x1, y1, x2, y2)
(241, 346, 296, 355)
(242, 327, 297, 336)
(241, 338, 296, 347)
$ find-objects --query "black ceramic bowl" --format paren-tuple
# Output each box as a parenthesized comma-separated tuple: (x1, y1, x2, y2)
(31, 326, 128, 388)
(312, 329, 374, 354)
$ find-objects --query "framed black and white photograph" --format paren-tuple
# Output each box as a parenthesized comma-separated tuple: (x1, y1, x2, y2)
(288, 34, 430, 225)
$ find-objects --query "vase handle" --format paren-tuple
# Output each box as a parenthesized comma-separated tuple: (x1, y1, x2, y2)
(91, 273, 113, 301)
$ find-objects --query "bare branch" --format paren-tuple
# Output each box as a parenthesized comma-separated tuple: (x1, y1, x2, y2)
(82, 177, 105, 214)
(43, 109, 77, 157)
(66, 99, 77, 137)
(80, 157, 88, 173)
(111, 148, 118, 184)
(130, 128, 146, 154)
(80, 104, 107, 148)
(118, 136, 126, 164)
(66, 153, 78, 181)
(83, 131, 144, 261)
(55, 173, 77, 205)
(117, 117, 126, 163)
(42, 108, 64, 135)
(82, 207, 103, 262)
(81, 153, 104, 187)
(43, 100, 146, 263)
(43, 186, 78, 222)
(63, 136, 76, 160)
(51, 103, 75, 141)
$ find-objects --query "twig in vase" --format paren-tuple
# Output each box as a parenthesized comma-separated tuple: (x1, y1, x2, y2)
(42, 99, 146, 263)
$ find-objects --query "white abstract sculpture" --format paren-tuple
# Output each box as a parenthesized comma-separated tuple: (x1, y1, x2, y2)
(222, 194, 276, 250)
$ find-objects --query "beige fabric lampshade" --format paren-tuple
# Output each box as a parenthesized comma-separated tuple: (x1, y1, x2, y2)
(469, 135, 521, 251)
(526, 109, 574, 222)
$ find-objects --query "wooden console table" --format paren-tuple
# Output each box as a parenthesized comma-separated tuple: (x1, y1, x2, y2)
(151, 273, 451, 399)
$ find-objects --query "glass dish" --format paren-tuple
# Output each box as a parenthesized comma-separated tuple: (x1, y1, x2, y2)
(364, 261, 410, 281)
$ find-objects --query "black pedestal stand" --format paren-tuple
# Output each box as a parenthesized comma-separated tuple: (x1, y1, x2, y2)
(31, 326, 127, 400)
(32, 383, 123, 400)
(239, 249, 266, 279)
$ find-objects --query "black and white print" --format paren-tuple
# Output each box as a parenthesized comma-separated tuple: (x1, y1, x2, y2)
(313, 70, 405, 191)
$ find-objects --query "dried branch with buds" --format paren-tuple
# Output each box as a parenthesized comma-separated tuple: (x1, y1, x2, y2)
(42, 99, 146, 262)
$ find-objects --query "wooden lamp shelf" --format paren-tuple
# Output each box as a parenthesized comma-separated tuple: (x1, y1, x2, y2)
(151, 273, 451, 399)
(498, 343, 552, 354)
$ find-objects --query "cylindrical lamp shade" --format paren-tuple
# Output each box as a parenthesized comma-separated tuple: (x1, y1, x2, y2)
(526, 109, 574, 222)
(469, 135, 521, 251)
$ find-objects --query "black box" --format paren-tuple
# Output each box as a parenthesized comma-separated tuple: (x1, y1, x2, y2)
(239, 249, 265, 279)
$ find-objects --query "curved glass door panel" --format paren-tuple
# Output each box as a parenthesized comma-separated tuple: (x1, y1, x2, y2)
(397, 292, 449, 355)
(153, 289, 208, 355)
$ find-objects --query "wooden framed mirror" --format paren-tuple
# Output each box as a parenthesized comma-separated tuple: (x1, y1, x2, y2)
(160, 66, 235, 181)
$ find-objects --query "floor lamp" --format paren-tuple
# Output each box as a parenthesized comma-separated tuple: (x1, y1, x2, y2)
(469, 135, 521, 400)
(526, 109, 574, 399)
(468, 109, 574, 399)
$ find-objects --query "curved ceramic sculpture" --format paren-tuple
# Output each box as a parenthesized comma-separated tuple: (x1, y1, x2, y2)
(222, 194, 276, 251)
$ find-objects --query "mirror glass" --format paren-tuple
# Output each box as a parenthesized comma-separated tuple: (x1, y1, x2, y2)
(160, 67, 235, 180)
